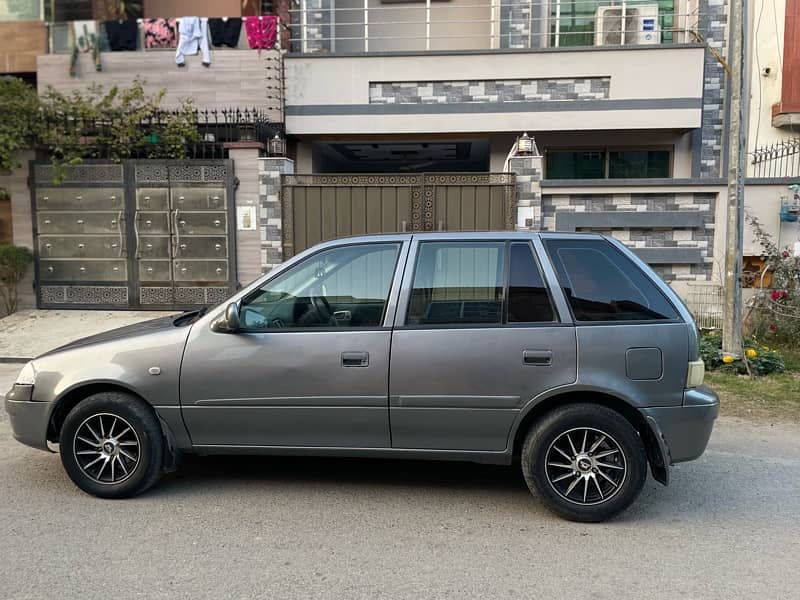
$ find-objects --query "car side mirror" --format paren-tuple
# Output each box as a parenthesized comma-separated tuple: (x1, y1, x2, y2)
(212, 302, 241, 333)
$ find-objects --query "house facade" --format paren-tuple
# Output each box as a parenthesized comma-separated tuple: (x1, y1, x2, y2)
(0, 0, 760, 317)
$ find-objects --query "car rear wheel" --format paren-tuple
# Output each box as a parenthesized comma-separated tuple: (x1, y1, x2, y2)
(521, 403, 647, 522)
(60, 392, 165, 499)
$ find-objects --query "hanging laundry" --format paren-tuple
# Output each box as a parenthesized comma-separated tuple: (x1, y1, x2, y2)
(208, 17, 243, 48)
(104, 20, 138, 51)
(72, 21, 98, 53)
(243, 15, 278, 50)
(175, 17, 211, 67)
(70, 20, 101, 76)
(144, 18, 178, 49)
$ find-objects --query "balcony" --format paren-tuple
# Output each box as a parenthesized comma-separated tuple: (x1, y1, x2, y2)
(288, 0, 704, 54)
(36, 18, 284, 119)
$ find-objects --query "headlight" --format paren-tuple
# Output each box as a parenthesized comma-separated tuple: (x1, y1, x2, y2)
(15, 361, 37, 386)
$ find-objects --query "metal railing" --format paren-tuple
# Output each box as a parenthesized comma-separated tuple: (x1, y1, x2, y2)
(686, 282, 724, 330)
(34, 108, 280, 160)
(750, 138, 800, 179)
(288, 0, 706, 54)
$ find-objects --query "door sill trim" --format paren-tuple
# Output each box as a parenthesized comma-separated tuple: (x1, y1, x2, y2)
(189, 444, 512, 465)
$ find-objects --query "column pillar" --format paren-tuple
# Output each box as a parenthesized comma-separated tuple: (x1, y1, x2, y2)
(226, 143, 263, 286)
(259, 156, 295, 273)
(508, 143, 544, 230)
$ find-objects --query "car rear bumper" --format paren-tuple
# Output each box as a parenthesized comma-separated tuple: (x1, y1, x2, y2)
(4, 385, 52, 452)
(641, 386, 719, 465)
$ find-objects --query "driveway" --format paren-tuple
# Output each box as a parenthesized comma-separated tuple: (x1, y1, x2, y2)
(1, 363, 798, 599)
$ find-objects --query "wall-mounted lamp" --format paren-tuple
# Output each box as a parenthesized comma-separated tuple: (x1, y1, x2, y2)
(269, 133, 286, 156)
(516, 132, 534, 155)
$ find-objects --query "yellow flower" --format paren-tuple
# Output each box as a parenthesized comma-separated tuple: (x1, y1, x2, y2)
(746, 348, 757, 358)
(722, 355, 735, 364)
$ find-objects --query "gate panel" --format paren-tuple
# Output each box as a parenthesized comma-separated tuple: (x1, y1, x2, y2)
(32, 160, 236, 310)
(282, 173, 516, 259)
(429, 174, 516, 232)
(32, 163, 129, 308)
(133, 161, 236, 309)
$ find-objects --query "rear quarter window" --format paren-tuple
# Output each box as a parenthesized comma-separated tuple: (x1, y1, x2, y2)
(543, 238, 679, 322)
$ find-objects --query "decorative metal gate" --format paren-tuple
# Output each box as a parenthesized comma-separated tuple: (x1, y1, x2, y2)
(32, 160, 236, 309)
(281, 173, 516, 258)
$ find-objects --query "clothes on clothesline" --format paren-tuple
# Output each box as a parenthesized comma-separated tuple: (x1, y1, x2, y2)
(144, 18, 178, 49)
(70, 20, 101, 76)
(243, 15, 278, 50)
(175, 17, 211, 66)
(72, 21, 98, 53)
(104, 20, 138, 51)
(208, 17, 242, 48)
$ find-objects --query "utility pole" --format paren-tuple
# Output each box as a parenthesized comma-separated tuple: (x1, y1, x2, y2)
(722, 0, 747, 359)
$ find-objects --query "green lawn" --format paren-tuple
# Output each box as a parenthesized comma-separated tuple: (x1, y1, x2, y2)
(705, 345, 800, 421)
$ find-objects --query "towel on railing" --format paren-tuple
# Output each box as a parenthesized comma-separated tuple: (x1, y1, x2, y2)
(175, 17, 211, 66)
(208, 17, 243, 48)
(243, 15, 277, 50)
(104, 20, 138, 51)
(144, 18, 178, 49)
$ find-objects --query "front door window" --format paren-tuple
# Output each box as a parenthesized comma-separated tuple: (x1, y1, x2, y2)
(240, 243, 401, 330)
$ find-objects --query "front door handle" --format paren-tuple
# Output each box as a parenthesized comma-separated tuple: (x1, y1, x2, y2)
(523, 350, 552, 366)
(341, 351, 369, 367)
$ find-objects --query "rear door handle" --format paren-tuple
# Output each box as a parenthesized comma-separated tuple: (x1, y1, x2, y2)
(523, 350, 552, 366)
(342, 351, 369, 367)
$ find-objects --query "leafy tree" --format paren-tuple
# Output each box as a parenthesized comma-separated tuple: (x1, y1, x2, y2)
(0, 77, 42, 172)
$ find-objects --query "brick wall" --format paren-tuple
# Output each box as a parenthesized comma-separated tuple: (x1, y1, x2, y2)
(369, 78, 610, 104)
(259, 158, 294, 272)
(541, 192, 717, 282)
(699, 0, 728, 177)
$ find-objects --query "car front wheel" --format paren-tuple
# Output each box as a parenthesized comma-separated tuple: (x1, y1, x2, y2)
(60, 391, 165, 499)
(521, 403, 648, 522)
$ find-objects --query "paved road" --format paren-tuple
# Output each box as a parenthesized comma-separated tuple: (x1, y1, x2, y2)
(1, 363, 798, 600)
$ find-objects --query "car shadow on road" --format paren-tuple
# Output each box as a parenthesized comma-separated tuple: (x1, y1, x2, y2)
(10, 445, 793, 525)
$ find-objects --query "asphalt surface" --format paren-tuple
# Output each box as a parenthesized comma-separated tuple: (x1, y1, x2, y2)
(1, 362, 798, 600)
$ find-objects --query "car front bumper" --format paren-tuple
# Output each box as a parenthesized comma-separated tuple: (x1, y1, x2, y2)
(4, 385, 52, 452)
(641, 385, 720, 465)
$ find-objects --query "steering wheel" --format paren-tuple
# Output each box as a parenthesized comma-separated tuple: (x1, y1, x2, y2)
(310, 294, 336, 325)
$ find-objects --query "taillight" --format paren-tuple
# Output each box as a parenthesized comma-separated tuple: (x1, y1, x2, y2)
(687, 359, 705, 388)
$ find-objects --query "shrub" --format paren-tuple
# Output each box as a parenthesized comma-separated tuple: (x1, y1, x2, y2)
(700, 334, 785, 376)
(0, 244, 33, 315)
(745, 214, 800, 347)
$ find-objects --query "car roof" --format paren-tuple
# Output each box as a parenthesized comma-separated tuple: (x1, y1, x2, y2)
(321, 231, 608, 243)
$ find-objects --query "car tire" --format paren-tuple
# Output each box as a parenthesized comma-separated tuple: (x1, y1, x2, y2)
(521, 403, 647, 522)
(60, 391, 165, 499)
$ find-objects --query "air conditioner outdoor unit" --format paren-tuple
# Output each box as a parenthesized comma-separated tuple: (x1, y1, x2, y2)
(595, 4, 661, 46)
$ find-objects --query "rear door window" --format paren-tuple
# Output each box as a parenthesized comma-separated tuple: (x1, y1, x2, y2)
(543, 238, 679, 322)
(407, 241, 504, 326)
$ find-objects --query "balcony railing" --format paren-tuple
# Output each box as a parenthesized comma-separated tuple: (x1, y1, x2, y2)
(288, 0, 707, 54)
(32, 108, 281, 160)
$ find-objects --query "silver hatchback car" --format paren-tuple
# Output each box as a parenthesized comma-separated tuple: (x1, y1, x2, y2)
(6, 232, 717, 521)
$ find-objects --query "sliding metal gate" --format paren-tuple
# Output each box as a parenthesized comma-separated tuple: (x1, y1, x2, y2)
(281, 173, 516, 258)
(32, 160, 236, 309)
